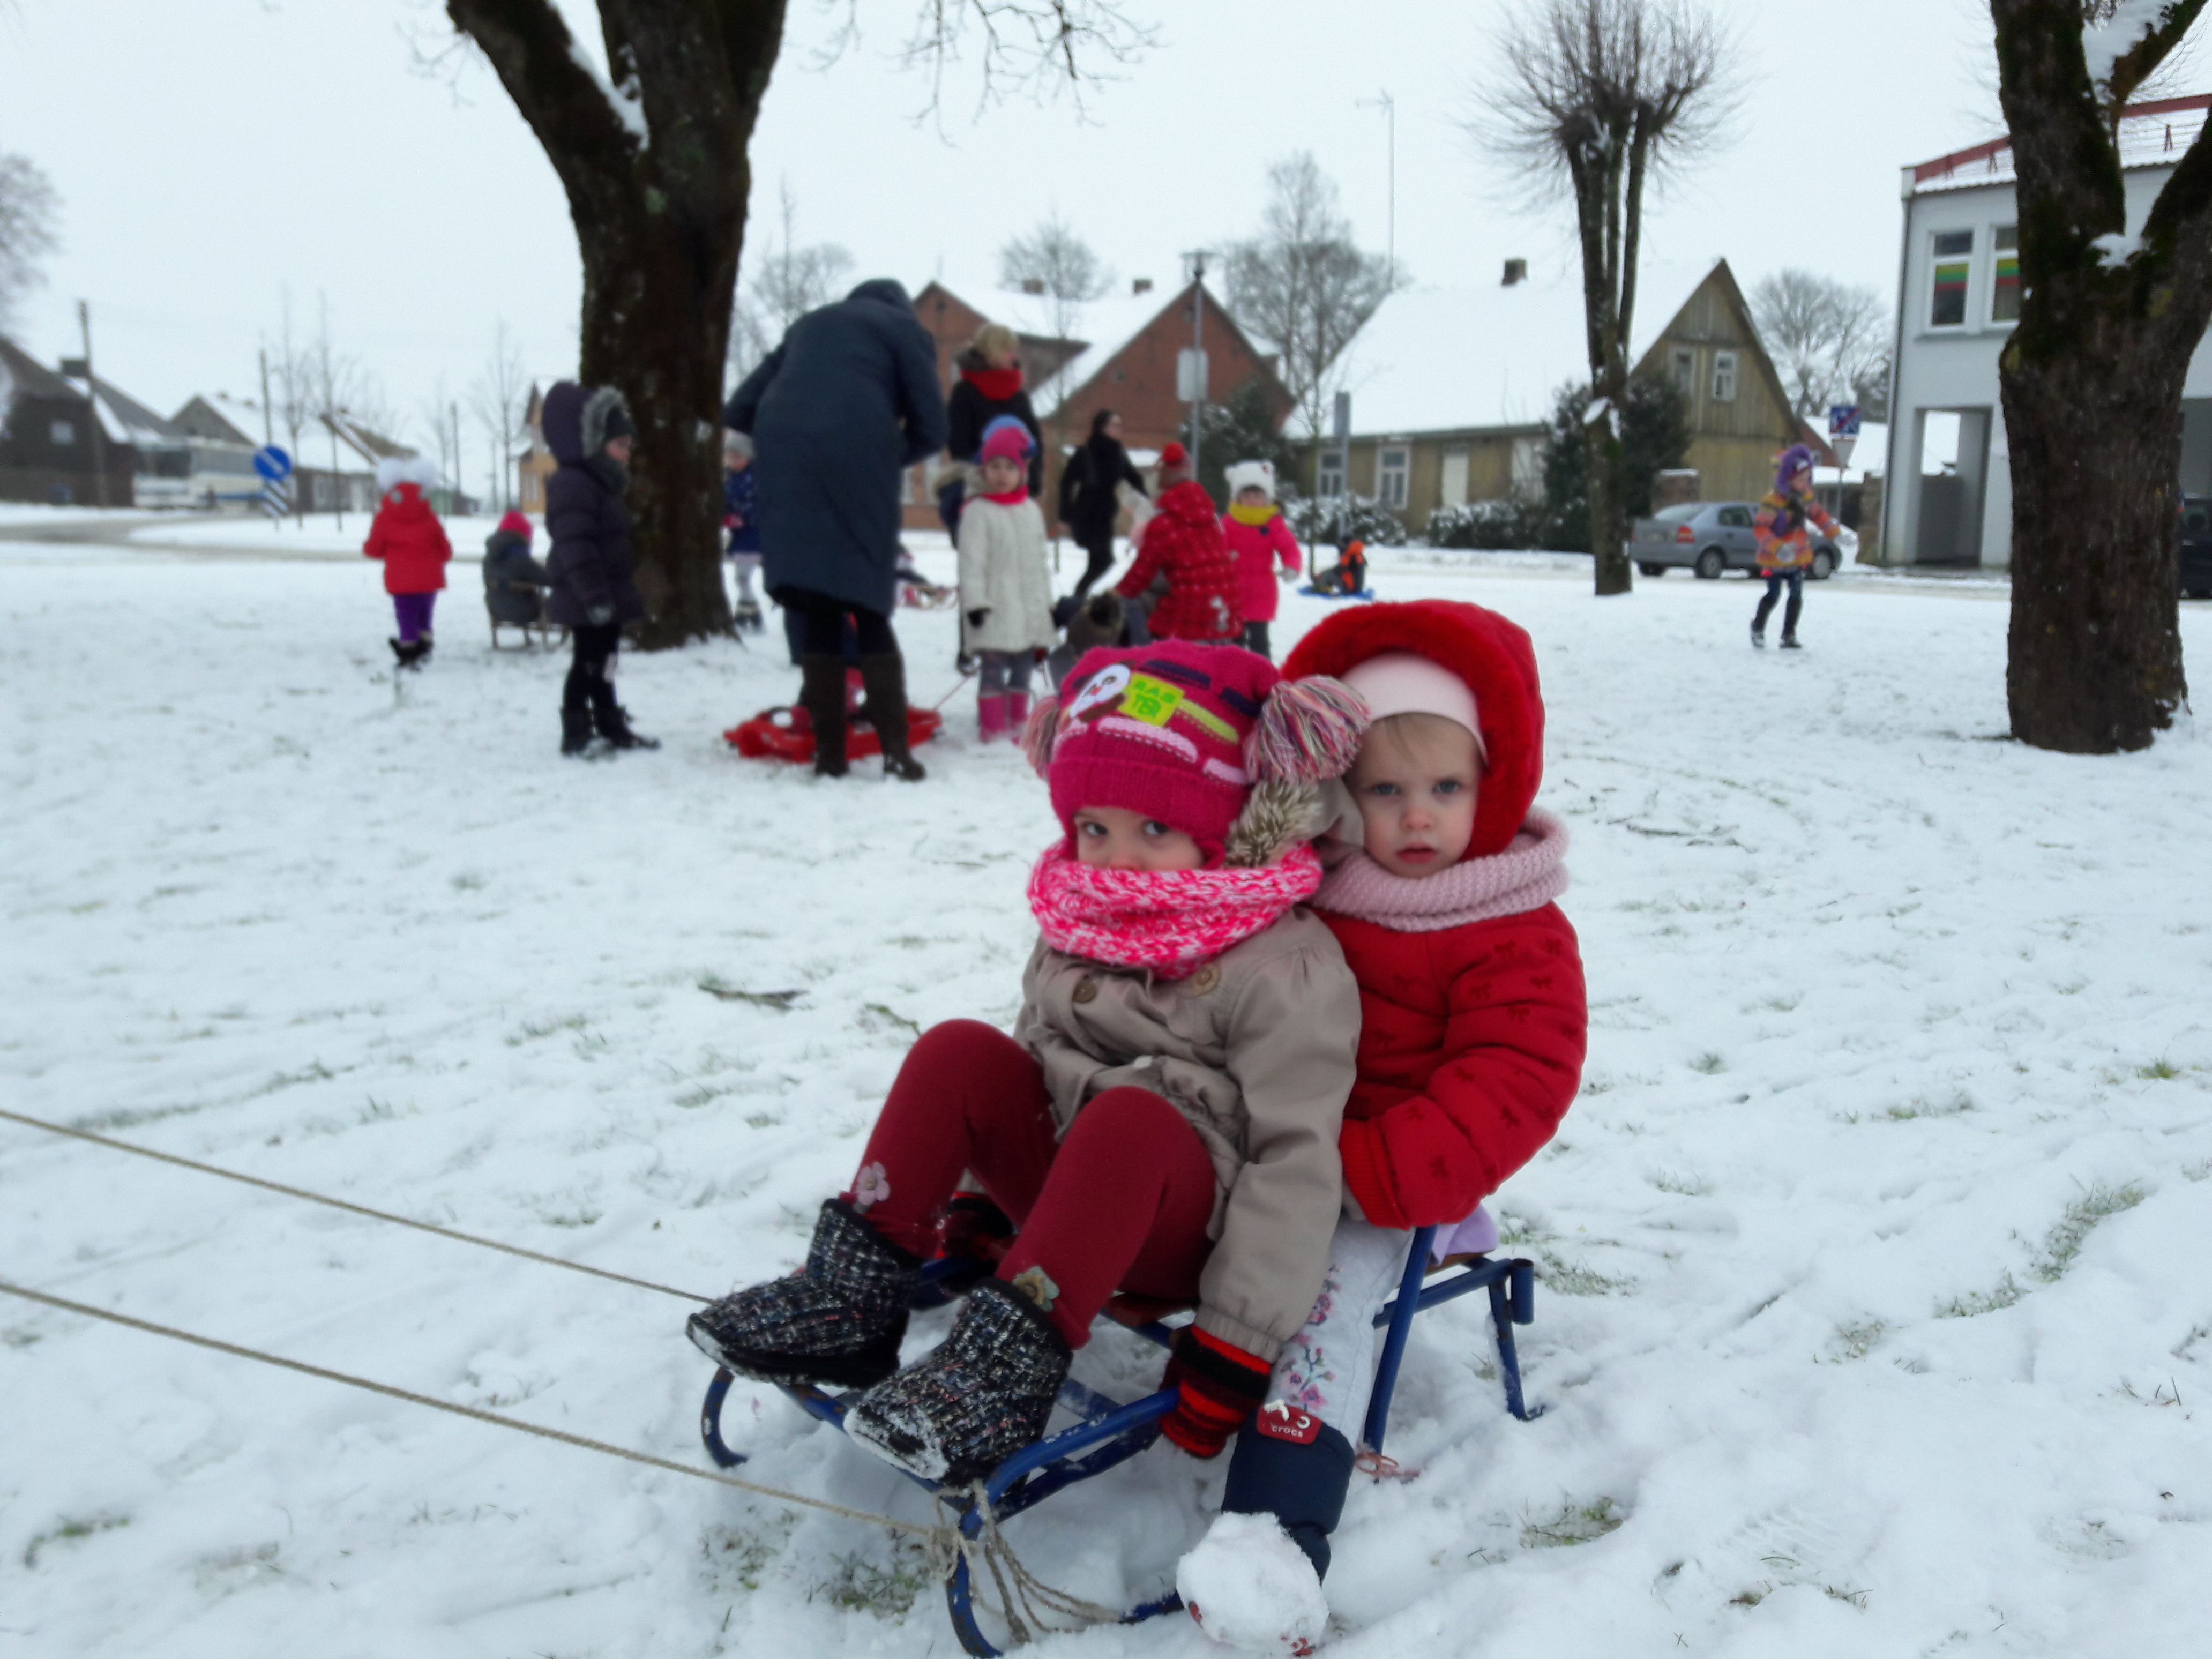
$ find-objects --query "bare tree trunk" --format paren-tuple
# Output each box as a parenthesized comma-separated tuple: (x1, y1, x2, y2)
(448, 0, 784, 647)
(1992, 0, 2210, 750)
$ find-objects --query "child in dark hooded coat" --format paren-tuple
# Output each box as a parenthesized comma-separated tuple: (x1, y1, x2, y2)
(542, 380, 657, 756)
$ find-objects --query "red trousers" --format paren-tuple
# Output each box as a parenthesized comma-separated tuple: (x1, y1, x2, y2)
(845, 1019, 1217, 1348)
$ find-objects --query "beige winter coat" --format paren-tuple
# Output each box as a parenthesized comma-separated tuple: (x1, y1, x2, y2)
(1015, 908, 1358, 1361)
(958, 495, 1057, 655)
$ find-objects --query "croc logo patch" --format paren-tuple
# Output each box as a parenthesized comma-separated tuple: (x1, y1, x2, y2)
(1254, 1400, 1320, 1445)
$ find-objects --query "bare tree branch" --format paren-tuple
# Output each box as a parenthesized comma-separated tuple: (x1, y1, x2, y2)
(812, 0, 1156, 125)
(999, 210, 1112, 341)
(1224, 152, 1402, 480)
(468, 318, 529, 509)
(0, 151, 62, 330)
(1750, 270, 1889, 419)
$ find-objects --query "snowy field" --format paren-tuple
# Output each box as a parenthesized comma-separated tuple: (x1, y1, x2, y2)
(126, 511, 519, 558)
(3, 532, 2209, 1658)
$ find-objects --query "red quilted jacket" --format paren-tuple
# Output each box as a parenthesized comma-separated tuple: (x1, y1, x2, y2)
(1286, 596, 1586, 1227)
(1117, 480, 1240, 641)
(362, 483, 453, 595)
(1319, 905, 1586, 1228)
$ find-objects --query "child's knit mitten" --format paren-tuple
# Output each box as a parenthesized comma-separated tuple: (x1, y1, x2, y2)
(1162, 1326, 1272, 1458)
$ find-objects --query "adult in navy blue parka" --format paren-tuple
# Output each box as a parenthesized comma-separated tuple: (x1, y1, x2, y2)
(543, 380, 656, 756)
(723, 278, 946, 779)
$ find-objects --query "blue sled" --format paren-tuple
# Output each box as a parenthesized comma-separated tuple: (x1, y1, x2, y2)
(1297, 585, 1378, 601)
(698, 1225, 1537, 1657)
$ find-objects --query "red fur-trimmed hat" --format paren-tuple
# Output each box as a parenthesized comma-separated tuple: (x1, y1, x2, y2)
(1024, 640, 1366, 865)
(1281, 599, 1545, 859)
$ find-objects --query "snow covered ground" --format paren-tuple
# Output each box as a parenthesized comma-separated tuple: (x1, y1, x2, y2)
(126, 511, 518, 558)
(3, 532, 2209, 1657)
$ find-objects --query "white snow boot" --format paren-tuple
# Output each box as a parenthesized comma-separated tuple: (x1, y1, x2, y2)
(1176, 1512, 1329, 1655)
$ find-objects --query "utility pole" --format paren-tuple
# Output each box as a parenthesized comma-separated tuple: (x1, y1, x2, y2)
(1359, 92, 1396, 287)
(78, 301, 109, 509)
(1182, 249, 1212, 484)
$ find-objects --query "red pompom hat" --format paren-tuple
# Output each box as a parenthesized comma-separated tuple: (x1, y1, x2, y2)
(1028, 640, 1366, 864)
(1281, 599, 1546, 860)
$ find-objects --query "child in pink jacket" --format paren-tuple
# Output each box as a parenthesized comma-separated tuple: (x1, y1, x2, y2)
(1222, 460, 1302, 661)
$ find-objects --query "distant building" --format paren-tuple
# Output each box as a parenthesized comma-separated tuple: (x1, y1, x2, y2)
(1880, 93, 2212, 567)
(1329, 258, 1832, 539)
(0, 335, 110, 505)
(897, 279, 1294, 532)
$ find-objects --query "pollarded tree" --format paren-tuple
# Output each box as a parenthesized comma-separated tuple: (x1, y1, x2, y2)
(0, 152, 62, 331)
(1990, 1, 2212, 751)
(1474, 0, 1732, 596)
(443, 1, 1149, 648)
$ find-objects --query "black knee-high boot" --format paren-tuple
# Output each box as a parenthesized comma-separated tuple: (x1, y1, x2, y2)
(858, 651, 926, 781)
(799, 654, 849, 777)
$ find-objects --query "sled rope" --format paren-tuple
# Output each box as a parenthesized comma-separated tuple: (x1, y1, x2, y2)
(0, 1279, 1133, 1642)
(926, 1484, 1126, 1645)
(0, 1107, 713, 1304)
(0, 1278, 930, 1531)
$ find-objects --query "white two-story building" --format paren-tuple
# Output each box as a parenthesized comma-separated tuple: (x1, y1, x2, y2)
(1880, 93, 2212, 567)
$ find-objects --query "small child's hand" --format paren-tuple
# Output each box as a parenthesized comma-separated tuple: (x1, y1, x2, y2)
(1160, 1327, 1272, 1459)
(967, 607, 991, 629)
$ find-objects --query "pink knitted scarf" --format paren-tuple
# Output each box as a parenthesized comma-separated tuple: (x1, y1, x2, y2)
(1314, 810, 1570, 932)
(1027, 842, 1322, 978)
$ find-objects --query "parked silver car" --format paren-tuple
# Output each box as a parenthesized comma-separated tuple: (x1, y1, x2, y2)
(1628, 501, 1840, 580)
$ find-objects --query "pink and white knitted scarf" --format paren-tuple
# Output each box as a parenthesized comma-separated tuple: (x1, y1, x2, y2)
(1027, 842, 1322, 978)
(1314, 811, 1570, 931)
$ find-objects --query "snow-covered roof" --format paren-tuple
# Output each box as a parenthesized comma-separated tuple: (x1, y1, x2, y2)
(86, 376, 185, 448)
(1908, 92, 2209, 195)
(174, 392, 267, 450)
(1332, 253, 1713, 437)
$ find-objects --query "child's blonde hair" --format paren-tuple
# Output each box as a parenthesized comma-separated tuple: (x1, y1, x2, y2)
(972, 322, 1020, 362)
(1355, 709, 1486, 775)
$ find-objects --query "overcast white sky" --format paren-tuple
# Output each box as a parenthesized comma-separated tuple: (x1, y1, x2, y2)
(4, 0, 2031, 466)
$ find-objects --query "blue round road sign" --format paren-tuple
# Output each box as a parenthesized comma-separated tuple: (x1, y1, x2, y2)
(253, 445, 294, 482)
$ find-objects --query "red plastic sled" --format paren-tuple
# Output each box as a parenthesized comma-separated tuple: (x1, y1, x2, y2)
(723, 702, 943, 763)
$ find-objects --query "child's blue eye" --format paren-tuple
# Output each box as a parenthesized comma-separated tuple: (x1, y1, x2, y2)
(1143, 820, 1172, 838)
(1367, 783, 1400, 798)
(1436, 779, 1462, 796)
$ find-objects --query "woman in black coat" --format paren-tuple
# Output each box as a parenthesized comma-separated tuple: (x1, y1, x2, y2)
(543, 380, 656, 756)
(940, 322, 1044, 537)
(1057, 407, 1148, 599)
(724, 278, 947, 780)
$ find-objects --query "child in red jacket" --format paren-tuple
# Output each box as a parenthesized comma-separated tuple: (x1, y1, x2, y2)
(361, 457, 452, 669)
(1222, 459, 1302, 660)
(1116, 442, 1240, 643)
(1178, 598, 1587, 1654)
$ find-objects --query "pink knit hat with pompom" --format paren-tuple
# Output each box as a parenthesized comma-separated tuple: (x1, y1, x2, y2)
(1023, 640, 1367, 864)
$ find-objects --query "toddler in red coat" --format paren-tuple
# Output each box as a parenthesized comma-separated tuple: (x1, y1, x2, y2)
(1178, 598, 1588, 1654)
(361, 456, 452, 669)
(1116, 442, 1242, 643)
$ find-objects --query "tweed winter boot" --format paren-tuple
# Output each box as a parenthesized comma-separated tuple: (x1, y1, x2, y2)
(798, 653, 849, 778)
(858, 651, 926, 781)
(686, 1199, 920, 1388)
(843, 1277, 1071, 1484)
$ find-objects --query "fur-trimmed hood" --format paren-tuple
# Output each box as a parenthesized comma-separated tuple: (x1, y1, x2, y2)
(373, 453, 440, 497)
(541, 380, 632, 467)
(1282, 599, 1546, 860)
